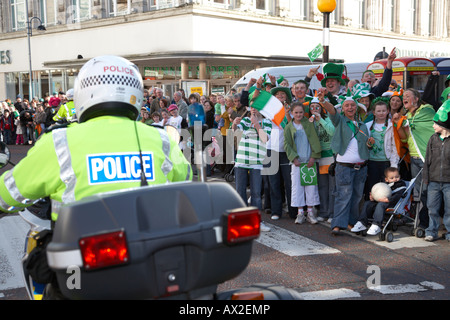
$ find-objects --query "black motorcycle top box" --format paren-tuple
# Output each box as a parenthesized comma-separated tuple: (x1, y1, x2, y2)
(46, 181, 257, 300)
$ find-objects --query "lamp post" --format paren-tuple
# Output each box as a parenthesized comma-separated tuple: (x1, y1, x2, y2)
(25, 0, 46, 99)
(317, 0, 336, 63)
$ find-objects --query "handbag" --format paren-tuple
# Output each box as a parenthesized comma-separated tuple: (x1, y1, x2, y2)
(23, 229, 55, 284)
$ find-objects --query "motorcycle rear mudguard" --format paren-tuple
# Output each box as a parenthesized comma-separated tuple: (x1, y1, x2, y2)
(216, 283, 303, 300)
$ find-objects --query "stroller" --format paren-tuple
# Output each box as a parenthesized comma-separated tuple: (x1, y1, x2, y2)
(376, 168, 424, 242)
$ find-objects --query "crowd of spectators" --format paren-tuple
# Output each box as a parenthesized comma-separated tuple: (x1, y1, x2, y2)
(135, 57, 449, 240)
(0, 91, 66, 146)
(1, 57, 449, 240)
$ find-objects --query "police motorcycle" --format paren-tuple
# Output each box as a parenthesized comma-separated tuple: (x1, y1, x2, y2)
(0, 124, 302, 300)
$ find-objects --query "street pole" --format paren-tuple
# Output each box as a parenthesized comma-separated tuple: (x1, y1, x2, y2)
(317, 0, 336, 64)
(25, 0, 33, 99)
(323, 12, 330, 63)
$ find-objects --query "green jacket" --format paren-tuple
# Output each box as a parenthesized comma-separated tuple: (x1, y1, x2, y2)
(284, 118, 322, 162)
(329, 112, 370, 160)
(0, 116, 192, 221)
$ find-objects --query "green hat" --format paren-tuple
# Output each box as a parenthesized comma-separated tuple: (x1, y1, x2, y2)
(321, 63, 346, 87)
(336, 89, 367, 112)
(445, 74, 450, 87)
(262, 73, 275, 88)
(270, 86, 292, 104)
(434, 100, 450, 130)
(352, 83, 375, 100)
(277, 76, 285, 85)
(441, 87, 450, 103)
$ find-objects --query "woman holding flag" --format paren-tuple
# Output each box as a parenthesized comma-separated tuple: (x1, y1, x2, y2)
(250, 76, 297, 220)
(319, 88, 371, 236)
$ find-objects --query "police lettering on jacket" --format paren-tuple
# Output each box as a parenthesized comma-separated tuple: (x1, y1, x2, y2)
(87, 152, 154, 185)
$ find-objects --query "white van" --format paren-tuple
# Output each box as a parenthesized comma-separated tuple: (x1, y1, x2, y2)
(231, 62, 370, 93)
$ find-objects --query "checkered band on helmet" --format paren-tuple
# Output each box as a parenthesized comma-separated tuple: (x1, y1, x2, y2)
(79, 74, 143, 91)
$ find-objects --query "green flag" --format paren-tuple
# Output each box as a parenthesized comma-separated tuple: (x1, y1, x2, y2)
(308, 44, 324, 62)
(300, 163, 318, 186)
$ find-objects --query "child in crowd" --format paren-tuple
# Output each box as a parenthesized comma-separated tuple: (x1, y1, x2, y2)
(309, 95, 336, 223)
(14, 116, 24, 145)
(159, 109, 170, 126)
(151, 111, 161, 125)
(364, 101, 399, 200)
(167, 104, 187, 131)
(423, 101, 450, 242)
(352, 167, 407, 235)
(284, 102, 322, 224)
(232, 105, 272, 232)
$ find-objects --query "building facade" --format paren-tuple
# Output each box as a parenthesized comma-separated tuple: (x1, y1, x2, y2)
(0, 0, 449, 99)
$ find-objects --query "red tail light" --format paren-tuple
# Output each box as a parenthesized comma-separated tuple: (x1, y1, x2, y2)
(79, 230, 129, 270)
(224, 207, 261, 245)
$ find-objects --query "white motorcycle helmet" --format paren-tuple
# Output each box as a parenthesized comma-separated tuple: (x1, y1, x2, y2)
(74, 55, 143, 123)
(66, 88, 74, 101)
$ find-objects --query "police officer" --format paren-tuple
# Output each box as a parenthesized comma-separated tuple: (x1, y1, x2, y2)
(0, 55, 192, 221)
(52, 88, 76, 123)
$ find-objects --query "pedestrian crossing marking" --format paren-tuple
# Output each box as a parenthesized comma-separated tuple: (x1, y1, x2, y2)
(368, 281, 445, 295)
(256, 223, 341, 256)
(298, 288, 361, 300)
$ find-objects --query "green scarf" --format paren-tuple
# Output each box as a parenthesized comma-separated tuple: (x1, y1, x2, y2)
(407, 104, 435, 160)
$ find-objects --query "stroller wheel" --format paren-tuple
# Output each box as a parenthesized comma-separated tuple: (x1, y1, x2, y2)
(415, 227, 425, 238)
(386, 232, 394, 243)
(378, 232, 386, 241)
(226, 174, 235, 182)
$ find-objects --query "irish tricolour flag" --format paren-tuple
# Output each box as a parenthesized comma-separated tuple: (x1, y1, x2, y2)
(251, 91, 286, 128)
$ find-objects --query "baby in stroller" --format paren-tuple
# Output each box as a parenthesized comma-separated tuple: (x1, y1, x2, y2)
(352, 167, 407, 235)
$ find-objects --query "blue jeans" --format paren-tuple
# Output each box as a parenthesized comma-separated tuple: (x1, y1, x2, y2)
(235, 167, 262, 210)
(317, 164, 335, 219)
(332, 163, 368, 230)
(358, 200, 389, 227)
(410, 157, 428, 228)
(426, 182, 450, 240)
(263, 150, 296, 218)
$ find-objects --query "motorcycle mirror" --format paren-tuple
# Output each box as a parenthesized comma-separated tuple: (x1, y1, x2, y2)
(0, 142, 11, 169)
(165, 125, 180, 144)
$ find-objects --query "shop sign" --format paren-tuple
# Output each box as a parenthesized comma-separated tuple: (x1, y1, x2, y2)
(0, 50, 12, 65)
(144, 65, 240, 79)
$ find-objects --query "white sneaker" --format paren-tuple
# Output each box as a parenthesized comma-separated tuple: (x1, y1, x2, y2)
(316, 216, 326, 222)
(295, 212, 306, 224)
(351, 221, 367, 233)
(327, 218, 333, 224)
(270, 214, 280, 220)
(260, 222, 271, 232)
(367, 224, 381, 236)
(306, 210, 318, 224)
(424, 235, 435, 242)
